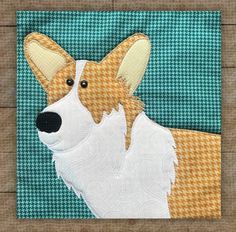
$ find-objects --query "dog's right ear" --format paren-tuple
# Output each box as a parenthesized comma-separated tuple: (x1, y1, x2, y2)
(24, 32, 74, 92)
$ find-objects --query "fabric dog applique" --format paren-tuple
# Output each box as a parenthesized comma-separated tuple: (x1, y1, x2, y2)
(24, 32, 221, 218)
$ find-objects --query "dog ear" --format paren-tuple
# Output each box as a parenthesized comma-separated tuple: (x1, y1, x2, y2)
(102, 34, 151, 94)
(24, 32, 74, 92)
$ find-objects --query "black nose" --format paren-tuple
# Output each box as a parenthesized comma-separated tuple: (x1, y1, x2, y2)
(36, 112, 62, 133)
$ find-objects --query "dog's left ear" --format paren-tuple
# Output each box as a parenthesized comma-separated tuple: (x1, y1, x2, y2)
(102, 33, 151, 94)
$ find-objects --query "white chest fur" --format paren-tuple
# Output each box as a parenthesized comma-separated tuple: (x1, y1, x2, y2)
(52, 106, 177, 218)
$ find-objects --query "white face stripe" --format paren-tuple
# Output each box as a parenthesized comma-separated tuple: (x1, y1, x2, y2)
(73, 60, 88, 95)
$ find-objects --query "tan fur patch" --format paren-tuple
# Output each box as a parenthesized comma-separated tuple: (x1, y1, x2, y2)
(79, 62, 143, 149)
(47, 62, 76, 104)
(78, 34, 148, 149)
(169, 129, 221, 218)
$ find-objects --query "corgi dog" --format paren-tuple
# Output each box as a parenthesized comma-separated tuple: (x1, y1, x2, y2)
(24, 33, 221, 218)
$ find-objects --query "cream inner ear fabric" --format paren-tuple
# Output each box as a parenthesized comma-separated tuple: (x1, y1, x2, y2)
(27, 40, 67, 81)
(116, 39, 151, 94)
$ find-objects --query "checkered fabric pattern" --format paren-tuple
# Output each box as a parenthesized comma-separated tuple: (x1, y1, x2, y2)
(169, 129, 221, 218)
(17, 11, 221, 218)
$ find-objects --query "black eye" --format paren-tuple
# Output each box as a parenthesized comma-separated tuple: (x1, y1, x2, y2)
(66, 78, 74, 86)
(80, 80, 88, 88)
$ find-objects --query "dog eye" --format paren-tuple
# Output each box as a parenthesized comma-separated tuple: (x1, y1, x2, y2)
(80, 80, 88, 88)
(66, 78, 74, 86)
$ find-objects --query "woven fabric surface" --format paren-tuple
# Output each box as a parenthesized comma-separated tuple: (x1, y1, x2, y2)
(17, 11, 221, 218)
(169, 129, 221, 218)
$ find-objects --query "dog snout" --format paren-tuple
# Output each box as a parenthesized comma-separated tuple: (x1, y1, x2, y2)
(36, 112, 62, 133)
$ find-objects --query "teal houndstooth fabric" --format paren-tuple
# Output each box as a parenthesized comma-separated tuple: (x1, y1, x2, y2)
(17, 11, 221, 218)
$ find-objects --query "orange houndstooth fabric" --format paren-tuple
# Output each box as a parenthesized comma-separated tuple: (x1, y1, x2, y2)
(169, 129, 221, 218)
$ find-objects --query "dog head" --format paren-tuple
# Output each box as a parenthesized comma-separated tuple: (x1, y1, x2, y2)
(24, 33, 151, 151)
